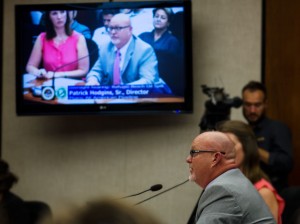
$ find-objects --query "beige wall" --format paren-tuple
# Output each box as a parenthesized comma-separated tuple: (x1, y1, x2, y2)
(2, 0, 262, 223)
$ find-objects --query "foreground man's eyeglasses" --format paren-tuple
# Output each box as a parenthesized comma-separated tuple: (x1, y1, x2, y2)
(189, 150, 226, 157)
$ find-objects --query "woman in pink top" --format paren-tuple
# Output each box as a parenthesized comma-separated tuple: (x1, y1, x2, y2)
(26, 10, 89, 79)
(216, 120, 285, 224)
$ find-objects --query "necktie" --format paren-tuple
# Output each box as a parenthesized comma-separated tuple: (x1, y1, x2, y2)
(113, 50, 121, 85)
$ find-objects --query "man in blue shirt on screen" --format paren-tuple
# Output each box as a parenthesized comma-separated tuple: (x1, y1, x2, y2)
(85, 13, 159, 86)
(69, 10, 92, 39)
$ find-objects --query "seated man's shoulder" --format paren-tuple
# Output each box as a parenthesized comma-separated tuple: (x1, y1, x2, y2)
(134, 36, 153, 49)
(3, 192, 25, 205)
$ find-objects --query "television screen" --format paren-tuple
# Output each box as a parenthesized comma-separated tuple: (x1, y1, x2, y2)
(15, 1, 193, 115)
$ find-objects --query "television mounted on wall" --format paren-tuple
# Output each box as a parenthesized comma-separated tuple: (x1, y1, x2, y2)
(15, 1, 193, 115)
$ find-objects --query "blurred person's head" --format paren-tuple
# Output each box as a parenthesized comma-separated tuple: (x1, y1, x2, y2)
(0, 159, 18, 194)
(56, 197, 162, 224)
(216, 120, 269, 183)
(152, 8, 173, 31)
(107, 13, 132, 49)
(242, 81, 267, 125)
(44, 10, 72, 39)
(186, 131, 236, 188)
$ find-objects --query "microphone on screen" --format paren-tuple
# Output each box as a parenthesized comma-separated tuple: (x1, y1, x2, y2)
(120, 184, 163, 199)
(135, 179, 189, 205)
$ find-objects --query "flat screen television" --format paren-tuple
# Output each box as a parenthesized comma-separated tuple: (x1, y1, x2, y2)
(15, 1, 193, 115)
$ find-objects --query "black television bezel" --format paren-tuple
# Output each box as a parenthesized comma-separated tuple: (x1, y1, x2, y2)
(15, 1, 193, 116)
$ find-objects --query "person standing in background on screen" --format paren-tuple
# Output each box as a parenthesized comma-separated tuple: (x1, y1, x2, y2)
(216, 120, 285, 223)
(139, 8, 182, 95)
(139, 8, 179, 55)
(26, 10, 89, 79)
(186, 131, 275, 223)
(68, 10, 92, 39)
(92, 9, 119, 49)
(85, 13, 159, 86)
(242, 81, 293, 193)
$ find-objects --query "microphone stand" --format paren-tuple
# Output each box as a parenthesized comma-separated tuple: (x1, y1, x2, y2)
(135, 179, 189, 205)
(120, 184, 163, 199)
(121, 189, 153, 199)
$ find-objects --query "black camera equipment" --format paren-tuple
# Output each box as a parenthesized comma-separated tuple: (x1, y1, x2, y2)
(199, 85, 243, 132)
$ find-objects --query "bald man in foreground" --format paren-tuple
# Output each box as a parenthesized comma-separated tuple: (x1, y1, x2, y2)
(187, 131, 275, 223)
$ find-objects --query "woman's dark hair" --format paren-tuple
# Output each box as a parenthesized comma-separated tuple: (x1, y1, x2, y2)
(152, 8, 174, 23)
(44, 10, 72, 40)
(216, 120, 270, 183)
(0, 159, 18, 193)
